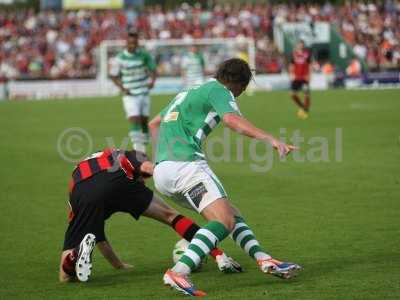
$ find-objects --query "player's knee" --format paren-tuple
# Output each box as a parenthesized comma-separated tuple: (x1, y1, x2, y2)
(217, 214, 235, 232)
(128, 116, 141, 124)
(163, 209, 179, 225)
(202, 198, 236, 231)
(226, 215, 236, 232)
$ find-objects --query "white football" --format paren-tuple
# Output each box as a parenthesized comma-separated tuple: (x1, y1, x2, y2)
(172, 239, 190, 264)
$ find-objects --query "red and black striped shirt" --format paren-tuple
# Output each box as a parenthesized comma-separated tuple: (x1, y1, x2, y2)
(69, 148, 146, 192)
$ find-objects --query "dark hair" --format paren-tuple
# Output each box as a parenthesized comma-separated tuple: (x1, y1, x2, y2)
(128, 31, 139, 38)
(215, 58, 252, 87)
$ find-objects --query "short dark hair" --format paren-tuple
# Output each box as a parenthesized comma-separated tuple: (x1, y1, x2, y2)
(215, 58, 252, 87)
(128, 31, 139, 38)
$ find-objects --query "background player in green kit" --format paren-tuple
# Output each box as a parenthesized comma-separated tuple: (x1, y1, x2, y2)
(149, 58, 301, 297)
(110, 31, 157, 152)
(181, 46, 205, 90)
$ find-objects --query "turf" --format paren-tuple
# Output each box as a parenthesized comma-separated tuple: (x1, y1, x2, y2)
(0, 89, 399, 299)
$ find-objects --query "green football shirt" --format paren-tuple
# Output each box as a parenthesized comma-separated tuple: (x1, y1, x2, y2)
(155, 79, 241, 163)
(110, 48, 156, 96)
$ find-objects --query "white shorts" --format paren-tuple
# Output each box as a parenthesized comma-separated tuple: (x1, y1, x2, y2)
(122, 94, 150, 118)
(153, 160, 227, 213)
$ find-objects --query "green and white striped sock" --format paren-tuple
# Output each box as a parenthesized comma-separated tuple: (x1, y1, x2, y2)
(231, 216, 271, 261)
(129, 123, 142, 143)
(129, 123, 146, 152)
(172, 221, 230, 275)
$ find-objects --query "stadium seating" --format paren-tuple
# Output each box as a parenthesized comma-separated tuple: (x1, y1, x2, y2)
(0, 2, 399, 80)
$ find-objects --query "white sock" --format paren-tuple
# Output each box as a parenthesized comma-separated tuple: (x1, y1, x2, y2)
(133, 143, 146, 153)
(254, 252, 271, 261)
(171, 262, 191, 275)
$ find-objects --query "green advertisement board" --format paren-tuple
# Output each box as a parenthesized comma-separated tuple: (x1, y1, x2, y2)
(63, 0, 123, 9)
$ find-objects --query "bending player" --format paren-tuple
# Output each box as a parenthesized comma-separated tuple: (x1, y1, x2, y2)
(59, 148, 241, 283)
(149, 58, 301, 297)
(289, 40, 312, 119)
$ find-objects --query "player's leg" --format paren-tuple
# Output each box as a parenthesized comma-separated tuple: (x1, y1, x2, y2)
(164, 197, 234, 296)
(128, 116, 145, 152)
(140, 94, 151, 147)
(123, 95, 146, 152)
(141, 115, 149, 144)
(153, 161, 234, 274)
(140, 193, 241, 272)
(172, 195, 301, 281)
(303, 81, 311, 112)
(229, 210, 301, 279)
(294, 81, 309, 119)
(290, 80, 305, 109)
(60, 181, 104, 282)
(155, 161, 301, 295)
(156, 161, 237, 295)
(61, 225, 97, 283)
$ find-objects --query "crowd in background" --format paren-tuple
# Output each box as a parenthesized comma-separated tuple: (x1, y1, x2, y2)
(0, 1, 399, 80)
(338, 2, 400, 71)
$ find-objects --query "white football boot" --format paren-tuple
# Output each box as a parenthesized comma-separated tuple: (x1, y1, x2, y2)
(258, 258, 301, 279)
(76, 233, 96, 282)
(216, 253, 243, 273)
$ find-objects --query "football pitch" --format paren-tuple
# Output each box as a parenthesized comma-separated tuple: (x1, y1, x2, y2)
(0, 89, 399, 299)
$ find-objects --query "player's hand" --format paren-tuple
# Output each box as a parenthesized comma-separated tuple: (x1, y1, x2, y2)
(148, 80, 155, 89)
(116, 262, 134, 270)
(122, 88, 131, 95)
(271, 139, 298, 158)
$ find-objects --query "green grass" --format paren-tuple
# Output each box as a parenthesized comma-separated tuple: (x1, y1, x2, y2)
(0, 89, 399, 299)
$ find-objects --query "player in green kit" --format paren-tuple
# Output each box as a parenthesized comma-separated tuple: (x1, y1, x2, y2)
(110, 31, 157, 152)
(149, 58, 301, 297)
(181, 46, 205, 90)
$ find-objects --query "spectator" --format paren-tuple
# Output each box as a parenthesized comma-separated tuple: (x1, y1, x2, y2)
(0, 1, 399, 81)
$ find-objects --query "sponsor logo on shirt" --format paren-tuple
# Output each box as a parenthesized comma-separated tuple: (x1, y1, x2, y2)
(163, 112, 179, 122)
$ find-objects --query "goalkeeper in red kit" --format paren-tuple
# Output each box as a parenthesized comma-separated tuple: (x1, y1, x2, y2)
(59, 148, 241, 282)
(289, 40, 312, 119)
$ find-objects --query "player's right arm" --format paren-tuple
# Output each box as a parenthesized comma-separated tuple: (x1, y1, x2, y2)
(109, 55, 130, 95)
(223, 113, 296, 157)
(148, 114, 161, 148)
(148, 114, 162, 162)
(110, 76, 130, 95)
(208, 84, 296, 157)
(97, 241, 133, 269)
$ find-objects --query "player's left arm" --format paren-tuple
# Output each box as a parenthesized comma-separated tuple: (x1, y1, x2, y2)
(148, 69, 157, 89)
(223, 113, 296, 157)
(145, 51, 157, 89)
(97, 241, 133, 270)
(306, 51, 312, 82)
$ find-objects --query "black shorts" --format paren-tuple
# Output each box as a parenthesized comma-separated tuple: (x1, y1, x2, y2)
(63, 170, 153, 250)
(291, 80, 309, 92)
